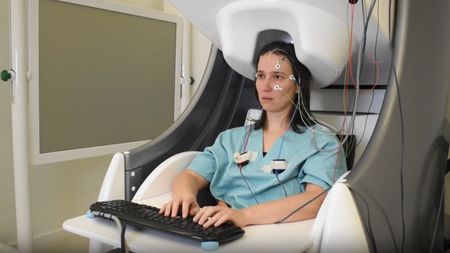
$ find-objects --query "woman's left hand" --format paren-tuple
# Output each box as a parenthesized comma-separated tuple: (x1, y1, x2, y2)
(193, 205, 248, 228)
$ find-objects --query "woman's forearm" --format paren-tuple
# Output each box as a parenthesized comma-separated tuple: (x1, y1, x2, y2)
(241, 184, 326, 225)
(171, 169, 208, 197)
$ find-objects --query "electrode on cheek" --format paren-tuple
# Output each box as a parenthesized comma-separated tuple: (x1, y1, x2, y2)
(273, 84, 283, 91)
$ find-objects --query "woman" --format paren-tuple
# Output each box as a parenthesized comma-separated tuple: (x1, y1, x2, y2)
(159, 41, 347, 228)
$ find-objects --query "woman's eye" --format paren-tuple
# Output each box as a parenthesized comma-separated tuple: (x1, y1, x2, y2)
(255, 73, 265, 79)
(274, 75, 284, 80)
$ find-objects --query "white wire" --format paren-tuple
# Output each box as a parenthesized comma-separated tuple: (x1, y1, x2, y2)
(282, 90, 344, 154)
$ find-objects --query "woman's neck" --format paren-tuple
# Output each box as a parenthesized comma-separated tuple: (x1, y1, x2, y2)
(262, 112, 290, 152)
(264, 111, 291, 134)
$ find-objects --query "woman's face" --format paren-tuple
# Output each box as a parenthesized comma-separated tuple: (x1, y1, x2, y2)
(255, 52, 298, 114)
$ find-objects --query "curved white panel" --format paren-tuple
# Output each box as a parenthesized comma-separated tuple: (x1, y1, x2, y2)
(168, 0, 392, 88)
(98, 152, 125, 201)
(132, 151, 201, 201)
(216, 0, 351, 87)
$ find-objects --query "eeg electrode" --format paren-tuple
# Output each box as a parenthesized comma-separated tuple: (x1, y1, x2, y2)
(273, 84, 283, 91)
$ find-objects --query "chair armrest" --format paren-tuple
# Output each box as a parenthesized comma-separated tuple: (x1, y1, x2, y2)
(132, 151, 201, 201)
(97, 152, 126, 201)
(307, 178, 369, 253)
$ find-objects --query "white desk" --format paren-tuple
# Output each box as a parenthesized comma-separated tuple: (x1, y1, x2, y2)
(63, 194, 314, 253)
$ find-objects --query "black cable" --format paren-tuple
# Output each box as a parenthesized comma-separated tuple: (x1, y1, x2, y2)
(346, 1, 405, 252)
(239, 167, 259, 205)
(356, 0, 379, 147)
(120, 219, 127, 253)
(345, 0, 377, 141)
(392, 64, 405, 253)
(429, 185, 445, 253)
(275, 188, 330, 224)
(348, 186, 379, 253)
(363, 4, 407, 253)
(388, 0, 393, 44)
(387, 2, 406, 252)
(274, 173, 288, 198)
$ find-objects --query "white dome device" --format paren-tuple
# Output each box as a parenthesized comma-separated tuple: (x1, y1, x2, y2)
(168, 0, 359, 88)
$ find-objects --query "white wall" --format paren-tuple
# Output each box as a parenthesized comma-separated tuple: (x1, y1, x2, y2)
(0, 0, 211, 252)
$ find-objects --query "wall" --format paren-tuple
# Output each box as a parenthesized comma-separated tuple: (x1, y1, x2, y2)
(0, 0, 16, 246)
(163, 0, 212, 97)
(0, 0, 210, 252)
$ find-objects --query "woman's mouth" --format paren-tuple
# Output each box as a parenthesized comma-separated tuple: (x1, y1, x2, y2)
(261, 96, 273, 101)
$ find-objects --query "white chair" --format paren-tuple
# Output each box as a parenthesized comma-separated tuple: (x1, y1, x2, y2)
(306, 172, 369, 253)
(90, 151, 200, 253)
(131, 151, 201, 202)
(93, 109, 368, 253)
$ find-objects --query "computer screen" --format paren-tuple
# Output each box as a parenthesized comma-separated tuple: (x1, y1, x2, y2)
(29, 0, 183, 164)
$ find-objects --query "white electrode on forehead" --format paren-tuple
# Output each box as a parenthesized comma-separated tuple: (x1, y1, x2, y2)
(273, 84, 283, 91)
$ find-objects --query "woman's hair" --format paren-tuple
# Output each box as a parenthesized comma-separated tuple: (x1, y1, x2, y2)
(253, 41, 315, 133)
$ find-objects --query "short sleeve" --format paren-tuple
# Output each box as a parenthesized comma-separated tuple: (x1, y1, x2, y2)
(298, 136, 347, 191)
(187, 133, 229, 182)
(188, 149, 217, 182)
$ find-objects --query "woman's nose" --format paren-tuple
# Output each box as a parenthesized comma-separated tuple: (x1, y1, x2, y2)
(260, 78, 273, 91)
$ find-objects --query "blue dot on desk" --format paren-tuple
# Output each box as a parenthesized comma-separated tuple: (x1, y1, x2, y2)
(86, 210, 95, 219)
(201, 241, 219, 251)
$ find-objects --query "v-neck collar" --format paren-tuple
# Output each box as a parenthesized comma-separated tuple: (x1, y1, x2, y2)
(253, 128, 291, 161)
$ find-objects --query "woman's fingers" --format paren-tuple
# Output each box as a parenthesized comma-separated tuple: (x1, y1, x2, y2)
(213, 213, 230, 227)
(193, 206, 231, 228)
(170, 199, 181, 217)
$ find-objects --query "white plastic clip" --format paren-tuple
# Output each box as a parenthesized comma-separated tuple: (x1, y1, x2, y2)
(273, 84, 283, 91)
(234, 152, 250, 166)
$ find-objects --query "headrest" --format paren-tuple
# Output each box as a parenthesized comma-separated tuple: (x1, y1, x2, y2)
(216, 0, 352, 88)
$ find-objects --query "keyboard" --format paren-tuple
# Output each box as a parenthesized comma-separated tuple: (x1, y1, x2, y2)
(88, 200, 245, 244)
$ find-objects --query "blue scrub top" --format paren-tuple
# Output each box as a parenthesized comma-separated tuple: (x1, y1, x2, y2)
(188, 125, 347, 209)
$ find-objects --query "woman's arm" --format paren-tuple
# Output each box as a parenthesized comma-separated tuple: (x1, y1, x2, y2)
(193, 183, 326, 228)
(159, 169, 209, 218)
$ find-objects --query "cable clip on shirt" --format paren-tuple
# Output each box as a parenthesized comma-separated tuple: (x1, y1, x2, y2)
(234, 151, 250, 167)
(271, 159, 287, 174)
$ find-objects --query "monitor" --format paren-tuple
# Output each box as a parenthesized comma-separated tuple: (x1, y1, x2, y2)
(29, 0, 183, 164)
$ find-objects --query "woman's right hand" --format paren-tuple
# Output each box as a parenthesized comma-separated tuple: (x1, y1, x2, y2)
(159, 169, 208, 219)
(159, 194, 200, 219)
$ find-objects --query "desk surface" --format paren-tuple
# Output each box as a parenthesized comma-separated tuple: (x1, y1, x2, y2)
(63, 194, 314, 253)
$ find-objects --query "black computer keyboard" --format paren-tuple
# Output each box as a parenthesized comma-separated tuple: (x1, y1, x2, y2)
(88, 200, 245, 244)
